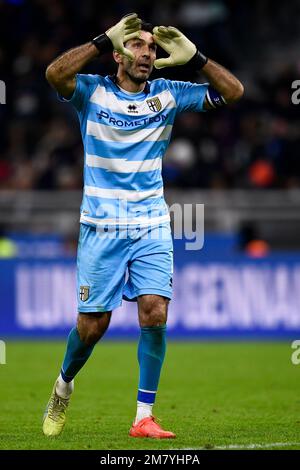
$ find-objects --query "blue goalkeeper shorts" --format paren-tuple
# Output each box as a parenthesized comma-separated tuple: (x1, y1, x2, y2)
(77, 222, 173, 313)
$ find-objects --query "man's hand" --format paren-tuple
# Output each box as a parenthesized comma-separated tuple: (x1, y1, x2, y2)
(153, 26, 196, 69)
(153, 26, 207, 70)
(105, 13, 141, 60)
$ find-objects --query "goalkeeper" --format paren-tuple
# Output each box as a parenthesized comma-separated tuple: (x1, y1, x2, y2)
(43, 13, 243, 439)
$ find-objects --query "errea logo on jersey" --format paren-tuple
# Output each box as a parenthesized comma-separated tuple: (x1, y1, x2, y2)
(127, 104, 138, 114)
(146, 97, 162, 112)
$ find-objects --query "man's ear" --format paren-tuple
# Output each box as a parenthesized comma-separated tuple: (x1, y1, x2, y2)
(113, 51, 123, 64)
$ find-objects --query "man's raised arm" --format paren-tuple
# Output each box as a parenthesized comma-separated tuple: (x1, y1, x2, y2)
(45, 43, 99, 99)
(45, 13, 141, 99)
(200, 59, 244, 105)
(153, 26, 244, 108)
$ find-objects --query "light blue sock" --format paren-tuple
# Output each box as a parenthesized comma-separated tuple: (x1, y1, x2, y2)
(137, 325, 166, 405)
(60, 327, 94, 383)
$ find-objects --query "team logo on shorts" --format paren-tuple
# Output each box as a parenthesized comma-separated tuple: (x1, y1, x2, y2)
(146, 97, 162, 112)
(80, 286, 90, 302)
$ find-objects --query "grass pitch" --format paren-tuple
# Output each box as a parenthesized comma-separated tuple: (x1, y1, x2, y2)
(0, 340, 299, 450)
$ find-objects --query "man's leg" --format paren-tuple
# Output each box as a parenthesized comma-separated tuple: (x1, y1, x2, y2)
(43, 312, 111, 437)
(129, 294, 175, 438)
(58, 312, 111, 392)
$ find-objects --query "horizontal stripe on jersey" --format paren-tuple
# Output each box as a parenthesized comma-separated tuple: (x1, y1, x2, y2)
(84, 166, 162, 192)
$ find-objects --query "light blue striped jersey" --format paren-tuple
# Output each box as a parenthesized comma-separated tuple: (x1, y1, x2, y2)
(61, 74, 208, 227)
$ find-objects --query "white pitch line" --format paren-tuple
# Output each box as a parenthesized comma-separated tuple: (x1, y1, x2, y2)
(181, 442, 300, 450)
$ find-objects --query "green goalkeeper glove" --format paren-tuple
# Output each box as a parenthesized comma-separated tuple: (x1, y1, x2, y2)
(153, 26, 207, 69)
(93, 13, 141, 61)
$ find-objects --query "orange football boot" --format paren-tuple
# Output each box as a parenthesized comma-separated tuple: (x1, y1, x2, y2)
(129, 416, 176, 439)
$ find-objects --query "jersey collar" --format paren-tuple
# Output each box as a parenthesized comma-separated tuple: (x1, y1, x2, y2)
(108, 74, 150, 95)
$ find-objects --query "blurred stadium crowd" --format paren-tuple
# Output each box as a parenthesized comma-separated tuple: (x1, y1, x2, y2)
(1, 0, 300, 191)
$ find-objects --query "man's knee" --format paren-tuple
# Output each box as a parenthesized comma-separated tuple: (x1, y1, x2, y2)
(77, 312, 111, 346)
(138, 295, 169, 327)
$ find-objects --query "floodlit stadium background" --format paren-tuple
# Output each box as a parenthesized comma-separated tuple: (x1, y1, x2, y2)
(1, 0, 300, 339)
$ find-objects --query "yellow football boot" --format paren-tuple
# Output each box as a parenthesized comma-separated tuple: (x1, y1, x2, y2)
(42, 381, 70, 437)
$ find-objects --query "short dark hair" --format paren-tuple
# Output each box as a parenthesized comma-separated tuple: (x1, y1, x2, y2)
(140, 20, 153, 33)
(122, 19, 153, 47)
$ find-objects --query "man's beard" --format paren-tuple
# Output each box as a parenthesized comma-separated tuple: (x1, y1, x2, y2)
(125, 67, 150, 84)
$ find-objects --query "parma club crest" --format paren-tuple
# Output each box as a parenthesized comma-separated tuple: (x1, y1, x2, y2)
(79, 286, 90, 302)
(146, 96, 162, 112)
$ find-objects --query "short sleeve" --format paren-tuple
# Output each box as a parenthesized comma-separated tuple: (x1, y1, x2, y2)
(167, 80, 209, 113)
(58, 74, 98, 112)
